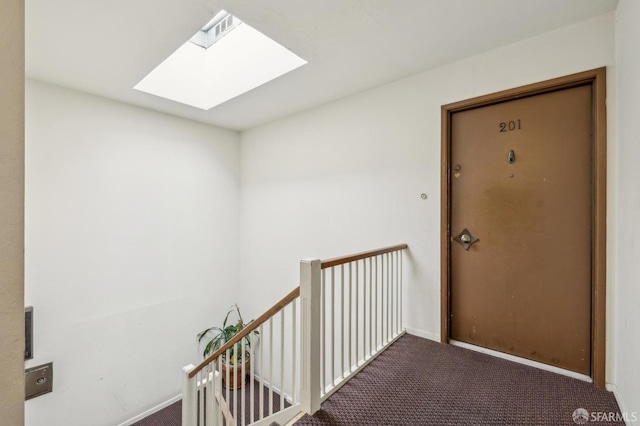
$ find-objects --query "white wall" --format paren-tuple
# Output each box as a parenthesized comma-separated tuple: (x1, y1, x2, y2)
(240, 12, 617, 376)
(0, 0, 25, 424)
(25, 81, 241, 426)
(21, 9, 633, 425)
(614, 0, 640, 417)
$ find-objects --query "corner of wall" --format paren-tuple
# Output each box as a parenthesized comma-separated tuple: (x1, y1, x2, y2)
(0, 0, 25, 424)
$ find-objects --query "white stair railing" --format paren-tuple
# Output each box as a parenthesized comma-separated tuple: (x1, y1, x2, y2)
(182, 363, 230, 426)
(316, 244, 407, 403)
(183, 288, 301, 426)
(182, 244, 408, 425)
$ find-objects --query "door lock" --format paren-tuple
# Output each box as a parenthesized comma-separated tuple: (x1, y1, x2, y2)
(453, 228, 479, 250)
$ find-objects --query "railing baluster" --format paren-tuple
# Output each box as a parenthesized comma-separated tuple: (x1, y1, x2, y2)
(269, 317, 274, 416)
(360, 260, 364, 364)
(225, 348, 230, 426)
(393, 251, 397, 335)
(396, 251, 401, 334)
(391, 252, 395, 338)
(363, 258, 367, 361)
(204, 370, 208, 426)
(401, 251, 404, 334)
(198, 370, 204, 426)
(368, 257, 372, 358)
(381, 254, 384, 346)
(355, 260, 359, 367)
(397, 251, 400, 335)
(232, 347, 238, 426)
(340, 264, 345, 378)
(216, 358, 223, 426)
(348, 262, 352, 372)
(386, 252, 390, 343)
(391, 251, 395, 338)
(389, 253, 396, 340)
(374, 255, 378, 352)
(321, 269, 326, 394)
(259, 323, 264, 421)
(250, 337, 255, 424)
(205, 369, 210, 425)
(206, 364, 213, 426)
(280, 309, 285, 412)
(204, 364, 209, 426)
(362, 259, 366, 362)
(292, 299, 297, 404)
(241, 338, 246, 426)
(384, 253, 387, 343)
(331, 267, 335, 386)
(381, 254, 384, 347)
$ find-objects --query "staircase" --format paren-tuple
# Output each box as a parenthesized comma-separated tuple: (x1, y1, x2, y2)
(181, 244, 408, 426)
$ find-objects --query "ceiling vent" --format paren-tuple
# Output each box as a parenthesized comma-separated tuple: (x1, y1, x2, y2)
(190, 11, 242, 49)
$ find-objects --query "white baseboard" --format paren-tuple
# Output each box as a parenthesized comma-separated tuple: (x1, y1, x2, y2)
(254, 374, 293, 404)
(607, 383, 638, 426)
(450, 340, 593, 383)
(405, 327, 440, 342)
(117, 394, 181, 426)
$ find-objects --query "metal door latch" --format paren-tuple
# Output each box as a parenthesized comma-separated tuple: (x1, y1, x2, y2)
(453, 228, 479, 250)
(25, 362, 53, 400)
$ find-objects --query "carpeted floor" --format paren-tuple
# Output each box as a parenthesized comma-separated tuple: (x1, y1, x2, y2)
(134, 334, 622, 426)
(132, 400, 181, 426)
(295, 334, 622, 426)
(132, 379, 288, 426)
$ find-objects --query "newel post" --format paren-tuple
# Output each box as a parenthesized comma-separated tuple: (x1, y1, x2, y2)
(182, 364, 196, 426)
(300, 259, 322, 415)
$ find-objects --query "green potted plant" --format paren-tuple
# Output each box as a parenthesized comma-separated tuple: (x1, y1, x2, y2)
(197, 304, 259, 389)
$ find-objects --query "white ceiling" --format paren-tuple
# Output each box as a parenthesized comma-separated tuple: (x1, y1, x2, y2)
(26, 0, 618, 131)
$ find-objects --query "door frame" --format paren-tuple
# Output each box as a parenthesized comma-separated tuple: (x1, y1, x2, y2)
(440, 68, 607, 387)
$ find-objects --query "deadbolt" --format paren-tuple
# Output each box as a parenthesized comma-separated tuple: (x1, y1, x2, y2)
(453, 228, 479, 250)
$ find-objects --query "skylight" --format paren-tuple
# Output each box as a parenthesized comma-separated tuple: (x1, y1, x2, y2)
(134, 11, 307, 110)
(189, 11, 241, 49)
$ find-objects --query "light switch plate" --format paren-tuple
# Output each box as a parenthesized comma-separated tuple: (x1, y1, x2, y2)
(25, 362, 53, 400)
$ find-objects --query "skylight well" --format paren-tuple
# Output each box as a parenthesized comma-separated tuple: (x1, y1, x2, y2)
(189, 11, 240, 49)
(134, 11, 307, 110)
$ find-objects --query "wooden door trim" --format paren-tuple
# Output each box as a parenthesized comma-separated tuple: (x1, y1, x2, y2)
(440, 68, 607, 387)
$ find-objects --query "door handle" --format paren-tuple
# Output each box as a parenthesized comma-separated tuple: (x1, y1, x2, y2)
(453, 228, 479, 250)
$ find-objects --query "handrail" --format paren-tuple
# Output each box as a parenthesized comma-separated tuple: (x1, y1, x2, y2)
(215, 390, 234, 425)
(320, 244, 408, 269)
(189, 243, 408, 378)
(190, 286, 301, 378)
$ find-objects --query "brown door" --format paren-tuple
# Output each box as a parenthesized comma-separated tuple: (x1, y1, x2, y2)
(450, 85, 592, 375)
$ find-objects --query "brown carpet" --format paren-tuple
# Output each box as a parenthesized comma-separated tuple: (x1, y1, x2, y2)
(133, 335, 622, 426)
(132, 379, 288, 426)
(295, 334, 622, 426)
(131, 400, 181, 426)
